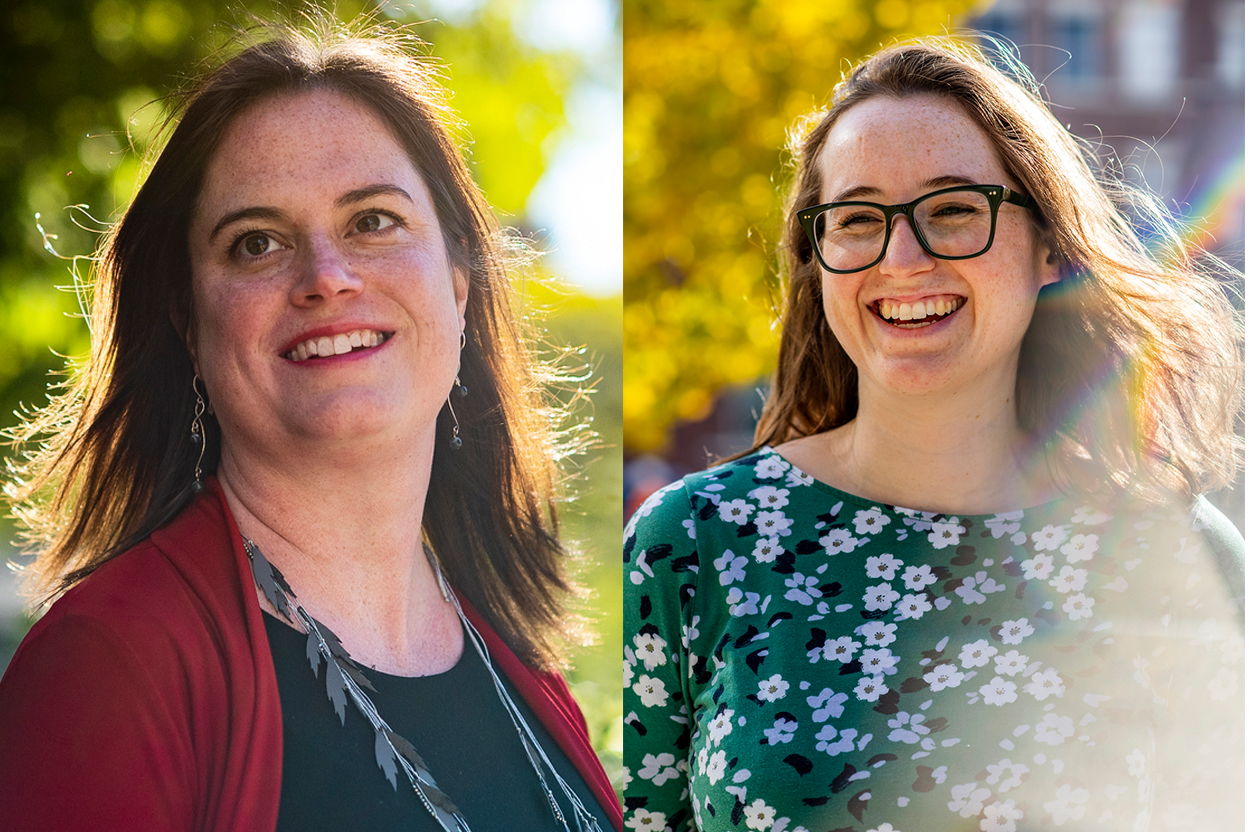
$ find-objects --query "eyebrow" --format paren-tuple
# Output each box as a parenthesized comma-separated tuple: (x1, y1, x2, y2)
(207, 184, 415, 242)
(830, 175, 981, 203)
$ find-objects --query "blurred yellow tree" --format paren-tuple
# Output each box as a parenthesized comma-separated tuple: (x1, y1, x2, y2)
(624, 0, 977, 452)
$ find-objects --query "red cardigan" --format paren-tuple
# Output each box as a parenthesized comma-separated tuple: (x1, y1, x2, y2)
(0, 479, 622, 831)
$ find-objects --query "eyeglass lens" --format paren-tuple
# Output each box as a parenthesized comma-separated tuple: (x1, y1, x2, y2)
(813, 189, 995, 272)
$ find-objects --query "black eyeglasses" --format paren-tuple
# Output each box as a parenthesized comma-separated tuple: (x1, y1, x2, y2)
(796, 184, 1037, 274)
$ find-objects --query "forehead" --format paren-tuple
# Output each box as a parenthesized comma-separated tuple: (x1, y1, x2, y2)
(199, 88, 421, 203)
(816, 94, 1011, 201)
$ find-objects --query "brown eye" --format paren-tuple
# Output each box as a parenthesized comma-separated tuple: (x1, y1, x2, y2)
(355, 213, 396, 234)
(241, 234, 273, 257)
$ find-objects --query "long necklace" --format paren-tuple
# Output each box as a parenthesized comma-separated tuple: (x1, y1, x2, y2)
(243, 536, 602, 832)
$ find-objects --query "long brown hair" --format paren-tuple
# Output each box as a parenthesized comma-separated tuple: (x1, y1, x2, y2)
(7, 15, 578, 668)
(752, 37, 1242, 508)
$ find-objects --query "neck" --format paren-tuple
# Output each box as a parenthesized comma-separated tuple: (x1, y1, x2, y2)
(781, 375, 1056, 515)
(215, 426, 462, 675)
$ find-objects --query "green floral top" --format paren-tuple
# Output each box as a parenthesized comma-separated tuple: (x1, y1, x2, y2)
(623, 447, 1244, 832)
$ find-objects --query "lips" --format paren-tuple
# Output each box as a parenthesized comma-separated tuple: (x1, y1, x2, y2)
(284, 329, 391, 362)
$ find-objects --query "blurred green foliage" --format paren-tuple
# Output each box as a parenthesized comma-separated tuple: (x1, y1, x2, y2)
(0, 0, 622, 783)
(623, 0, 977, 452)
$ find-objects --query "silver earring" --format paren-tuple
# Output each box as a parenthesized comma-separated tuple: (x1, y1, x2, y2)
(447, 331, 466, 449)
(190, 375, 207, 492)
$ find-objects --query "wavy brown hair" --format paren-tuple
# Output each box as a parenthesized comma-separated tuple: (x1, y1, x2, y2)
(6, 15, 579, 668)
(752, 37, 1242, 508)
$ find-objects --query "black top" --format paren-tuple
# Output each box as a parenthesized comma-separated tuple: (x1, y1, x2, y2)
(264, 613, 611, 830)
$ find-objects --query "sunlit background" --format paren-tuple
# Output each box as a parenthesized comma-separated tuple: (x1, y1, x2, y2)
(623, 0, 1245, 533)
(0, 0, 622, 789)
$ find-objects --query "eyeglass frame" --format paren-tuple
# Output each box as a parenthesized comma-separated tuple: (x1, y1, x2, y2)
(796, 184, 1038, 274)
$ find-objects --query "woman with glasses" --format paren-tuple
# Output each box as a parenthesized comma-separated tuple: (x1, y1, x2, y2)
(624, 40, 1242, 831)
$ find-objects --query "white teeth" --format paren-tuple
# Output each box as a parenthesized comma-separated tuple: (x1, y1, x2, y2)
(876, 297, 964, 324)
(285, 329, 388, 361)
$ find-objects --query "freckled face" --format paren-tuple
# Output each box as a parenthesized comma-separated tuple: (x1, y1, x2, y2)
(815, 95, 1059, 398)
(187, 89, 467, 458)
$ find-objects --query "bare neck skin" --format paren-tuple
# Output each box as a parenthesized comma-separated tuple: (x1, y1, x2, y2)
(216, 426, 463, 677)
(776, 368, 1059, 516)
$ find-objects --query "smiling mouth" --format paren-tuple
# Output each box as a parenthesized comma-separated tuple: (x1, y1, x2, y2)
(874, 297, 965, 329)
(285, 329, 392, 362)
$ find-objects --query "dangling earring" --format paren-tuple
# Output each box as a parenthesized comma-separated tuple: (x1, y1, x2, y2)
(447, 331, 466, 450)
(190, 375, 208, 492)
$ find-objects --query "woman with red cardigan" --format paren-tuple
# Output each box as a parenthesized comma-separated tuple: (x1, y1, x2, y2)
(0, 17, 621, 832)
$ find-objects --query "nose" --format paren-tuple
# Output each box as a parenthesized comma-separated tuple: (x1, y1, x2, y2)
(291, 235, 363, 305)
(877, 213, 935, 276)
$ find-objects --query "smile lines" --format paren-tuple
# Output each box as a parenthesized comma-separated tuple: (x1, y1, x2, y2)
(285, 329, 390, 362)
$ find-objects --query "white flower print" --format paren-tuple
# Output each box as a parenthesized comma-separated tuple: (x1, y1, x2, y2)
(861, 647, 900, 676)
(1034, 713, 1075, 745)
(960, 639, 999, 667)
(895, 593, 932, 620)
(822, 636, 861, 663)
(867, 825, 900, 832)
(924, 663, 966, 691)
(979, 676, 1018, 706)
(807, 688, 850, 722)
(743, 798, 776, 831)
(714, 550, 748, 585)
(865, 553, 904, 581)
(855, 675, 888, 702)
(949, 782, 992, 818)
(755, 509, 794, 538)
(1060, 533, 1099, 562)
(859, 621, 899, 647)
(998, 618, 1034, 645)
(763, 716, 798, 745)
(718, 498, 756, 524)
(1126, 748, 1146, 778)
(814, 725, 859, 756)
(819, 527, 863, 556)
(748, 484, 790, 510)
(864, 582, 901, 612)
(985, 511, 1024, 539)
(726, 587, 761, 616)
(956, 571, 1006, 605)
(1031, 524, 1071, 551)
(993, 650, 1029, 677)
(1062, 592, 1094, 621)
(623, 659, 634, 689)
(902, 564, 938, 591)
(985, 759, 1029, 792)
(928, 517, 965, 549)
(784, 572, 822, 605)
(753, 455, 788, 479)
(756, 674, 789, 702)
(1044, 784, 1089, 825)
(681, 615, 701, 650)
(1023, 667, 1065, 700)
(625, 808, 667, 832)
(633, 632, 668, 671)
(1020, 553, 1055, 581)
(639, 752, 679, 786)
(898, 508, 938, 532)
(1072, 505, 1111, 525)
(981, 799, 1023, 831)
(752, 536, 783, 563)
(633, 675, 667, 707)
(886, 710, 931, 744)
(785, 467, 815, 488)
(1048, 565, 1088, 594)
(704, 748, 727, 783)
(706, 709, 735, 745)
(1209, 666, 1239, 700)
(854, 506, 892, 535)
